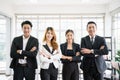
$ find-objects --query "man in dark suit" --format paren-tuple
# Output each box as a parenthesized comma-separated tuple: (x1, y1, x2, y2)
(10, 20, 39, 80)
(80, 21, 108, 80)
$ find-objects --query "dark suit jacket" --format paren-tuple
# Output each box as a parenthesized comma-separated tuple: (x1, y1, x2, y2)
(80, 35, 108, 73)
(10, 35, 39, 69)
(60, 42, 81, 63)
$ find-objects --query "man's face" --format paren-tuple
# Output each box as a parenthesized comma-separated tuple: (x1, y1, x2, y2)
(87, 23, 97, 36)
(22, 24, 32, 38)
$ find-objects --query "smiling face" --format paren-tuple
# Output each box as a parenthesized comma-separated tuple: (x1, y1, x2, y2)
(45, 30, 54, 42)
(87, 23, 97, 37)
(66, 31, 74, 43)
(22, 24, 32, 38)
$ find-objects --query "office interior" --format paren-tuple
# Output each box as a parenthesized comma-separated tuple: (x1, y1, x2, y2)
(0, 0, 120, 80)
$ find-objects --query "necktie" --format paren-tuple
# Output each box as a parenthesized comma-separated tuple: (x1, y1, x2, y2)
(91, 37, 94, 45)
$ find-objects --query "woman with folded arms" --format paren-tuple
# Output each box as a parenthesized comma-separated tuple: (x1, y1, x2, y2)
(60, 29, 81, 80)
(39, 27, 63, 80)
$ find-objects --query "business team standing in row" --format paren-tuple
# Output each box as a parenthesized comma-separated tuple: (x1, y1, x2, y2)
(10, 20, 108, 80)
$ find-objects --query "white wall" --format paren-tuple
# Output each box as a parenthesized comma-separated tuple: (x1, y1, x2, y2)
(104, 0, 120, 37)
(0, 0, 119, 38)
(104, 5, 112, 37)
(0, 1, 13, 17)
(0, 1, 14, 75)
(109, 0, 120, 12)
(0, 0, 15, 39)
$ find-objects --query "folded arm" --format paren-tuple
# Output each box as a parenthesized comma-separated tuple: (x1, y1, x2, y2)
(10, 38, 23, 59)
(81, 38, 108, 57)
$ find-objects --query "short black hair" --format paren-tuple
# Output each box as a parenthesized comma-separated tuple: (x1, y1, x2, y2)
(87, 21, 97, 28)
(21, 20, 32, 28)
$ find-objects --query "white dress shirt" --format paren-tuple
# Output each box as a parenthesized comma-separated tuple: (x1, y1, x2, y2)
(18, 36, 30, 64)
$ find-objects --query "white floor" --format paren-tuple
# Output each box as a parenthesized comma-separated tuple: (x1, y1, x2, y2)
(0, 76, 62, 80)
(0, 74, 83, 80)
(0, 75, 11, 80)
(0, 75, 40, 80)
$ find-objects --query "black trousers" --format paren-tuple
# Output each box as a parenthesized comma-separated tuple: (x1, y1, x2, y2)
(83, 64, 103, 80)
(62, 63, 79, 80)
(40, 63, 58, 80)
(13, 66, 35, 80)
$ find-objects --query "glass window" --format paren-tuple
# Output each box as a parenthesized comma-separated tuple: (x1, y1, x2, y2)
(16, 14, 104, 44)
(112, 12, 120, 51)
(0, 15, 10, 71)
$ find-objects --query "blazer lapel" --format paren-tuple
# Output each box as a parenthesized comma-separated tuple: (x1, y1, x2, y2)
(19, 36, 23, 50)
(92, 35, 98, 48)
(86, 36, 93, 47)
(64, 42, 67, 55)
(43, 44, 51, 53)
(25, 36, 32, 50)
(72, 43, 76, 55)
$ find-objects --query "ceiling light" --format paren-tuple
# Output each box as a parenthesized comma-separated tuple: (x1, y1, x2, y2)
(30, 0, 38, 3)
(81, 0, 90, 3)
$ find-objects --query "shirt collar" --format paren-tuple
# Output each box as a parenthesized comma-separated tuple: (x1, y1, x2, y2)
(23, 35, 30, 40)
(89, 35, 96, 39)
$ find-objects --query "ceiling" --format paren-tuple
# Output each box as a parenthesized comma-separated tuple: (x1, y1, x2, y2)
(2, 0, 113, 5)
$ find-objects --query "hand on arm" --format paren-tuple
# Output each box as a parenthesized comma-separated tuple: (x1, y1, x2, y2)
(76, 52, 80, 56)
(81, 48, 92, 54)
(67, 56, 73, 61)
(81, 46, 105, 56)
(100, 45, 105, 50)
(96, 45, 105, 57)
(61, 55, 72, 61)
(30, 46, 37, 52)
(17, 50, 22, 54)
(40, 50, 51, 59)
(17, 46, 37, 54)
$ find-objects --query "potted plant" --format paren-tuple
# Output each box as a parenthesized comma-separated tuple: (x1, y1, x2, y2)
(115, 50, 120, 74)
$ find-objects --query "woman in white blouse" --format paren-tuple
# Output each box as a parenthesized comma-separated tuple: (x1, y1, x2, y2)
(39, 27, 62, 80)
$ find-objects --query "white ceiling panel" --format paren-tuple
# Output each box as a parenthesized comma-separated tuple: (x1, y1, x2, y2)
(2, 0, 113, 5)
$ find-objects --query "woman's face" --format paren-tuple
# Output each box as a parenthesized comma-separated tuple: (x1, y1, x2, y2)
(46, 30, 54, 41)
(66, 32, 74, 42)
